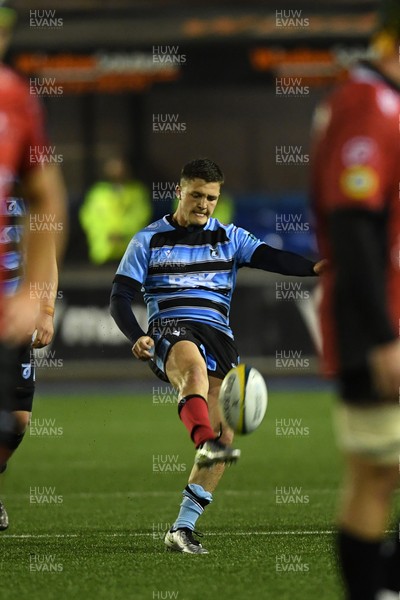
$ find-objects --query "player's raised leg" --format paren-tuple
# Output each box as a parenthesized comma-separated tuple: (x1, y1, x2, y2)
(164, 342, 238, 554)
(166, 340, 239, 466)
(188, 375, 234, 491)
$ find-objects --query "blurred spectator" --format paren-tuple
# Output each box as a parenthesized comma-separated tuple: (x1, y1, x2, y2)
(211, 191, 235, 224)
(79, 157, 151, 264)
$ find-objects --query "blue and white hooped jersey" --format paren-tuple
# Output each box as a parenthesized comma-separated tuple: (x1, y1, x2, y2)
(0, 196, 25, 296)
(116, 215, 264, 338)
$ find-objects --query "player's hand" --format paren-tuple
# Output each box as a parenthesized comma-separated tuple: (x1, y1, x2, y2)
(369, 339, 400, 400)
(32, 311, 54, 348)
(132, 336, 155, 361)
(313, 259, 329, 275)
(1, 288, 39, 346)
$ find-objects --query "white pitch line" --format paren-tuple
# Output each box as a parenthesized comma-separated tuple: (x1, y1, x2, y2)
(2, 531, 335, 539)
(1, 489, 338, 500)
(2, 533, 79, 539)
(3, 529, 396, 539)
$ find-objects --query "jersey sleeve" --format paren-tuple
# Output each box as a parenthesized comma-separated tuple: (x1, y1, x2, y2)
(233, 226, 264, 266)
(115, 231, 150, 285)
(316, 83, 397, 214)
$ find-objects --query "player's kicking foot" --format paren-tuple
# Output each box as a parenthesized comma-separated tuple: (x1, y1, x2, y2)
(164, 528, 208, 554)
(195, 438, 240, 468)
(0, 500, 9, 531)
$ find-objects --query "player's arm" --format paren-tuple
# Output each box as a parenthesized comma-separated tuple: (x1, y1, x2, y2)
(329, 207, 399, 397)
(110, 231, 155, 360)
(329, 208, 394, 344)
(32, 238, 58, 349)
(3, 165, 67, 345)
(110, 275, 153, 361)
(249, 243, 324, 276)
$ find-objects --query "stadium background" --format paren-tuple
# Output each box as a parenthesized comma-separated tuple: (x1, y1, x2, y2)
(3, 3, 395, 600)
(8, 0, 379, 380)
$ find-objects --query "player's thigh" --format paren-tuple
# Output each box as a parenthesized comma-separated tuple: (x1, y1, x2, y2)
(165, 340, 208, 393)
(0, 343, 17, 412)
(207, 375, 234, 444)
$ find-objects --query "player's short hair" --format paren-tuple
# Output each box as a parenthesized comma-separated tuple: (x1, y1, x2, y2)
(180, 158, 224, 185)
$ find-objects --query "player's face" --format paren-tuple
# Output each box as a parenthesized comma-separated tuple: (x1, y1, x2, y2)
(174, 178, 220, 227)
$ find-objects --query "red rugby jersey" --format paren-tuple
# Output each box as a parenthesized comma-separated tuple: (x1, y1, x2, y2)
(311, 63, 400, 375)
(0, 64, 49, 318)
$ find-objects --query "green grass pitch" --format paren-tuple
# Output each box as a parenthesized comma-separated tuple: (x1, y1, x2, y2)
(0, 386, 383, 599)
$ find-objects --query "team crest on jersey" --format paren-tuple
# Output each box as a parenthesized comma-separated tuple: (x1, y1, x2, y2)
(210, 245, 219, 258)
(340, 165, 379, 200)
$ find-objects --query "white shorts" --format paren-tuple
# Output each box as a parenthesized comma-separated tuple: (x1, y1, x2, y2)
(334, 402, 400, 465)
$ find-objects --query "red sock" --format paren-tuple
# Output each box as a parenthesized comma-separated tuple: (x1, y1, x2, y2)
(178, 395, 215, 447)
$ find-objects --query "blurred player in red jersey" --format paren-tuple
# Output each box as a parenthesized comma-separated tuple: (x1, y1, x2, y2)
(0, 2, 67, 528)
(311, 1, 400, 598)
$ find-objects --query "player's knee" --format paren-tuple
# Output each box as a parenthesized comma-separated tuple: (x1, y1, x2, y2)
(0, 411, 30, 452)
(182, 364, 209, 395)
(355, 462, 399, 501)
(370, 463, 399, 499)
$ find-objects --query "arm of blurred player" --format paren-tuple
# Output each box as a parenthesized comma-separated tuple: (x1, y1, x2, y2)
(329, 208, 399, 398)
(32, 238, 58, 349)
(2, 165, 67, 345)
(110, 280, 154, 361)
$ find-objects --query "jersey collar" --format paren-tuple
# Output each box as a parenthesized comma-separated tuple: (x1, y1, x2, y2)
(165, 213, 211, 232)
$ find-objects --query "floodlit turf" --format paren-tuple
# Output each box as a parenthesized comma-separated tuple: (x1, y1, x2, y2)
(0, 388, 364, 599)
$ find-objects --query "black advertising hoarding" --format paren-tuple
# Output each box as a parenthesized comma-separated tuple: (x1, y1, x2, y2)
(47, 277, 318, 363)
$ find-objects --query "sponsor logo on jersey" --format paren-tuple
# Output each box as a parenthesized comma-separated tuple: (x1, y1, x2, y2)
(340, 165, 379, 200)
(131, 238, 143, 249)
(342, 136, 377, 166)
(168, 273, 216, 285)
(145, 221, 160, 230)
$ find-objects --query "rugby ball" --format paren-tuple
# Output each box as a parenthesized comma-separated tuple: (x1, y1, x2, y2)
(218, 364, 268, 434)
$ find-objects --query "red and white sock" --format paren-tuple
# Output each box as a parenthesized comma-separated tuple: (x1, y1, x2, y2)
(178, 395, 215, 447)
